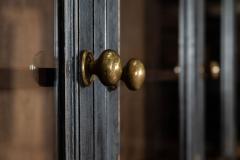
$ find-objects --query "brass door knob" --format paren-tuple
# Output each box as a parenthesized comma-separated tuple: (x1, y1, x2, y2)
(80, 49, 145, 90)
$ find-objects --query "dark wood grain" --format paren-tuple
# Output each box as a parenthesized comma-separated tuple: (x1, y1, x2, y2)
(79, 0, 94, 159)
(93, 0, 119, 159)
(106, 0, 120, 159)
(58, 0, 119, 159)
(93, 0, 108, 159)
(57, 0, 91, 159)
(57, 0, 76, 159)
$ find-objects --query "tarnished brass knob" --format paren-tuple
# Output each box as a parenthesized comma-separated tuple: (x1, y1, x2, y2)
(80, 49, 122, 87)
(80, 49, 145, 90)
(122, 59, 145, 90)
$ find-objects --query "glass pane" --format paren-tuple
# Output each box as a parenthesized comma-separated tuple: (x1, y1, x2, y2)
(120, 0, 179, 159)
(121, 0, 240, 159)
(0, 1, 56, 160)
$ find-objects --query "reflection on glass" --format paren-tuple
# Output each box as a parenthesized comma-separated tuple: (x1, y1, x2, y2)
(32, 51, 56, 87)
(121, 0, 179, 159)
(0, 1, 56, 160)
(121, 0, 240, 159)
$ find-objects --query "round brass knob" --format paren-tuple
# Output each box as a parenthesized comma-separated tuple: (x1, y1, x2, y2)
(80, 49, 145, 90)
(80, 49, 122, 87)
(122, 59, 146, 90)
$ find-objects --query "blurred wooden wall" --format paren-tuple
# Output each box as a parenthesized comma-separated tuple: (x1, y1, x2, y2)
(0, 1, 56, 160)
(120, 0, 146, 159)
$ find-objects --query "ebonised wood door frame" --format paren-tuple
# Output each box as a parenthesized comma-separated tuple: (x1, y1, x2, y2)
(179, 0, 205, 159)
(180, 0, 237, 159)
(56, 0, 119, 160)
(221, 0, 236, 158)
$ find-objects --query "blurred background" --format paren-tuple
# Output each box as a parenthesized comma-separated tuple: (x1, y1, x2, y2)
(120, 0, 240, 159)
(0, 1, 56, 160)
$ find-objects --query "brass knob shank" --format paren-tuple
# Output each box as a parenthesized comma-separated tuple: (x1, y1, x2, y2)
(80, 49, 145, 90)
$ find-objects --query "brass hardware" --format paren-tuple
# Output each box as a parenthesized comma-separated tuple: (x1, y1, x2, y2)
(80, 50, 95, 86)
(81, 49, 122, 87)
(122, 59, 145, 90)
(210, 61, 220, 79)
(80, 49, 145, 90)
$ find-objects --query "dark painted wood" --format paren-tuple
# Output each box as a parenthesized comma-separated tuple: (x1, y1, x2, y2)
(57, 0, 94, 159)
(220, 0, 236, 158)
(57, 0, 118, 159)
(79, 0, 94, 159)
(63, 0, 79, 158)
(179, 0, 205, 159)
(57, 0, 79, 159)
(93, 1, 108, 159)
(93, 0, 119, 159)
(56, 0, 66, 159)
(106, 0, 120, 159)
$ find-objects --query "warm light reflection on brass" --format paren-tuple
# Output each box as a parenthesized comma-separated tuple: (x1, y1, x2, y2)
(80, 49, 145, 90)
(174, 66, 180, 74)
(210, 61, 220, 79)
(81, 50, 122, 87)
(122, 59, 145, 90)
